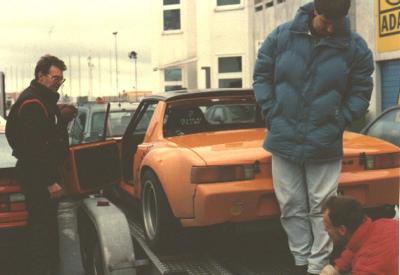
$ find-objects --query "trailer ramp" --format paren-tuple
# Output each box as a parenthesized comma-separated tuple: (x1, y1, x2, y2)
(128, 219, 234, 275)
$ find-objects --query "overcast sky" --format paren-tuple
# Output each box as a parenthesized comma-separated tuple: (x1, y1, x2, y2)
(0, 0, 154, 98)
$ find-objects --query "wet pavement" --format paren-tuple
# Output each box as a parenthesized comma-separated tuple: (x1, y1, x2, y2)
(58, 199, 85, 275)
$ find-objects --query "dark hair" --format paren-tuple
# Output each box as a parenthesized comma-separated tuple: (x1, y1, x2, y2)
(322, 196, 365, 233)
(34, 55, 67, 79)
(314, 0, 351, 20)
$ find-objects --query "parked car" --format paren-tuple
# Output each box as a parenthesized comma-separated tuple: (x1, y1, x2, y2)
(0, 125, 28, 233)
(60, 89, 399, 251)
(69, 101, 139, 145)
(361, 105, 400, 148)
(0, 116, 6, 129)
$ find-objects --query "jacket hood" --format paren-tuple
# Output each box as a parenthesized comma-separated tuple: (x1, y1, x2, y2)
(290, 2, 351, 48)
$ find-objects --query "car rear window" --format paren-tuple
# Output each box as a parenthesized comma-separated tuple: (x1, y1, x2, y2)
(163, 96, 264, 137)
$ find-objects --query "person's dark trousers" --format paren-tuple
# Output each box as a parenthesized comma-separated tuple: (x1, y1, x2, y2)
(16, 160, 60, 275)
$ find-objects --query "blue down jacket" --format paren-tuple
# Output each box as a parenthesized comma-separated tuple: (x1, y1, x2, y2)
(253, 2, 374, 162)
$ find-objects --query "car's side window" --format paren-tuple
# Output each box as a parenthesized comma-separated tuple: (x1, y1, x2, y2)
(131, 102, 157, 135)
(91, 112, 106, 138)
(70, 111, 87, 145)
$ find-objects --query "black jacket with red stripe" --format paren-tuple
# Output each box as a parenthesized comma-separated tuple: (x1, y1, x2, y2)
(6, 80, 69, 186)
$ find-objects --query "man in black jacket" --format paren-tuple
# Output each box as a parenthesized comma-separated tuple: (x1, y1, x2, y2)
(6, 55, 75, 275)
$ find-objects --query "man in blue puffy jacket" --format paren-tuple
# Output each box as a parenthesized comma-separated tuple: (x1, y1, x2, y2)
(253, 0, 374, 274)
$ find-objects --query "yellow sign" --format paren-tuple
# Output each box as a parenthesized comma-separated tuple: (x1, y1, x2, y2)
(377, 0, 400, 52)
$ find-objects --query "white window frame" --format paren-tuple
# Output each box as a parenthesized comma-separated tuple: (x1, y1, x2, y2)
(162, 0, 181, 32)
(215, 0, 244, 12)
(254, 0, 264, 12)
(217, 56, 243, 88)
(163, 67, 184, 92)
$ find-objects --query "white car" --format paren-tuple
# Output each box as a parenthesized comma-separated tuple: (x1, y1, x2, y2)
(0, 115, 6, 131)
(69, 101, 139, 145)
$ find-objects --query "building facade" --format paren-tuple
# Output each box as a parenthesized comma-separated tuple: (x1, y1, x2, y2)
(151, 0, 254, 92)
(152, 0, 400, 118)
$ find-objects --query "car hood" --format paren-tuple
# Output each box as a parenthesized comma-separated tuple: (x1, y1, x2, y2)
(166, 130, 400, 165)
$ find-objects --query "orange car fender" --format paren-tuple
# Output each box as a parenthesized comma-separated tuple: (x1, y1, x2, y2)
(139, 147, 206, 219)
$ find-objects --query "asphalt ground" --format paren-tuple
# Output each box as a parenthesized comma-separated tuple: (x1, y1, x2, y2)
(0, 199, 85, 275)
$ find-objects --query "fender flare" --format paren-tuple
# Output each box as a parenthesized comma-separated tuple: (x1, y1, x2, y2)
(78, 197, 136, 275)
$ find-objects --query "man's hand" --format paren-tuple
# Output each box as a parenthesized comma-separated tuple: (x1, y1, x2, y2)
(48, 183, 64, 199)
(320, 264, 340, 275)
(58, 104, 77, 123)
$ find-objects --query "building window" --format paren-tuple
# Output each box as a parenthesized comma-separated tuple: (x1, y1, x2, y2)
(219, 79, 243, 88)
(163, 1, 181, 31)
(163, 0, 179, 5)
(217, 0, 241, 6)
(218, 56, 243, 88)
(164, 68, 183, 92)
(218, 57, 242, 73)
(265, 1, 273, 8)
(255, 0, 263, 12)
(164, 68, 182, 82)
(165, 85, 183, 92)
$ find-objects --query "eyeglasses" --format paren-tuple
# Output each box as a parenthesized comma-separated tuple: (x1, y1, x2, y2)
(48, 74, 66, 84)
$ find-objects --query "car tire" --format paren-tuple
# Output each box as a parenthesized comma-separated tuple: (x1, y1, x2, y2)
(141, 170, 180, 251)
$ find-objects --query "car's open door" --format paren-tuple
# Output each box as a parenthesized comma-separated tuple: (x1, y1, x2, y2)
(61, 103, 122, 196)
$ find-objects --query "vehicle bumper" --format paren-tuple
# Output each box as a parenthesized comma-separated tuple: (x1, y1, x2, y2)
(181, 168, 399, 227)
(0, 211, 28, 230)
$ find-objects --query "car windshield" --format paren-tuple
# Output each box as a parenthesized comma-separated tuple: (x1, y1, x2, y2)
(365, 108, 400, 147)
(163, 96, 264, 137)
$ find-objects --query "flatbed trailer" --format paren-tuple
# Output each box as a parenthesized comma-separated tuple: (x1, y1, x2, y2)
(77, 195, 297, 275)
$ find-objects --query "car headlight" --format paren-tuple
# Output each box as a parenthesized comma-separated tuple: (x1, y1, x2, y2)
(359, 152, 400, 170)
(191, 164, 257, 184)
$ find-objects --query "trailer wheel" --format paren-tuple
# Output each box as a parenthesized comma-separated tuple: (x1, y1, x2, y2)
(141, 170, 179, 251)
(91, 239, 105, 275)
(78, 208, 94, 274)
(78, 209, 105, 275)
(82, 236, 105, 275)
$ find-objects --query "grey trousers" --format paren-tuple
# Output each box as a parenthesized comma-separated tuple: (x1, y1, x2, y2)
(271, 154, 341, 274)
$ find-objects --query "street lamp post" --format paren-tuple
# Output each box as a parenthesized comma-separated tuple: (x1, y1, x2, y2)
(129, 51, 138, 91)
(87, 56, 94, 99)
(112, 31, 119, 97)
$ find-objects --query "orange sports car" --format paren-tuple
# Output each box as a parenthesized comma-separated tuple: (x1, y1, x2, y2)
(62, 89, 399, 250)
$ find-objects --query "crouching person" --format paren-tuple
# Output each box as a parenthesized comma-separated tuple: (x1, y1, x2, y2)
(320, 196, 399, 275)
